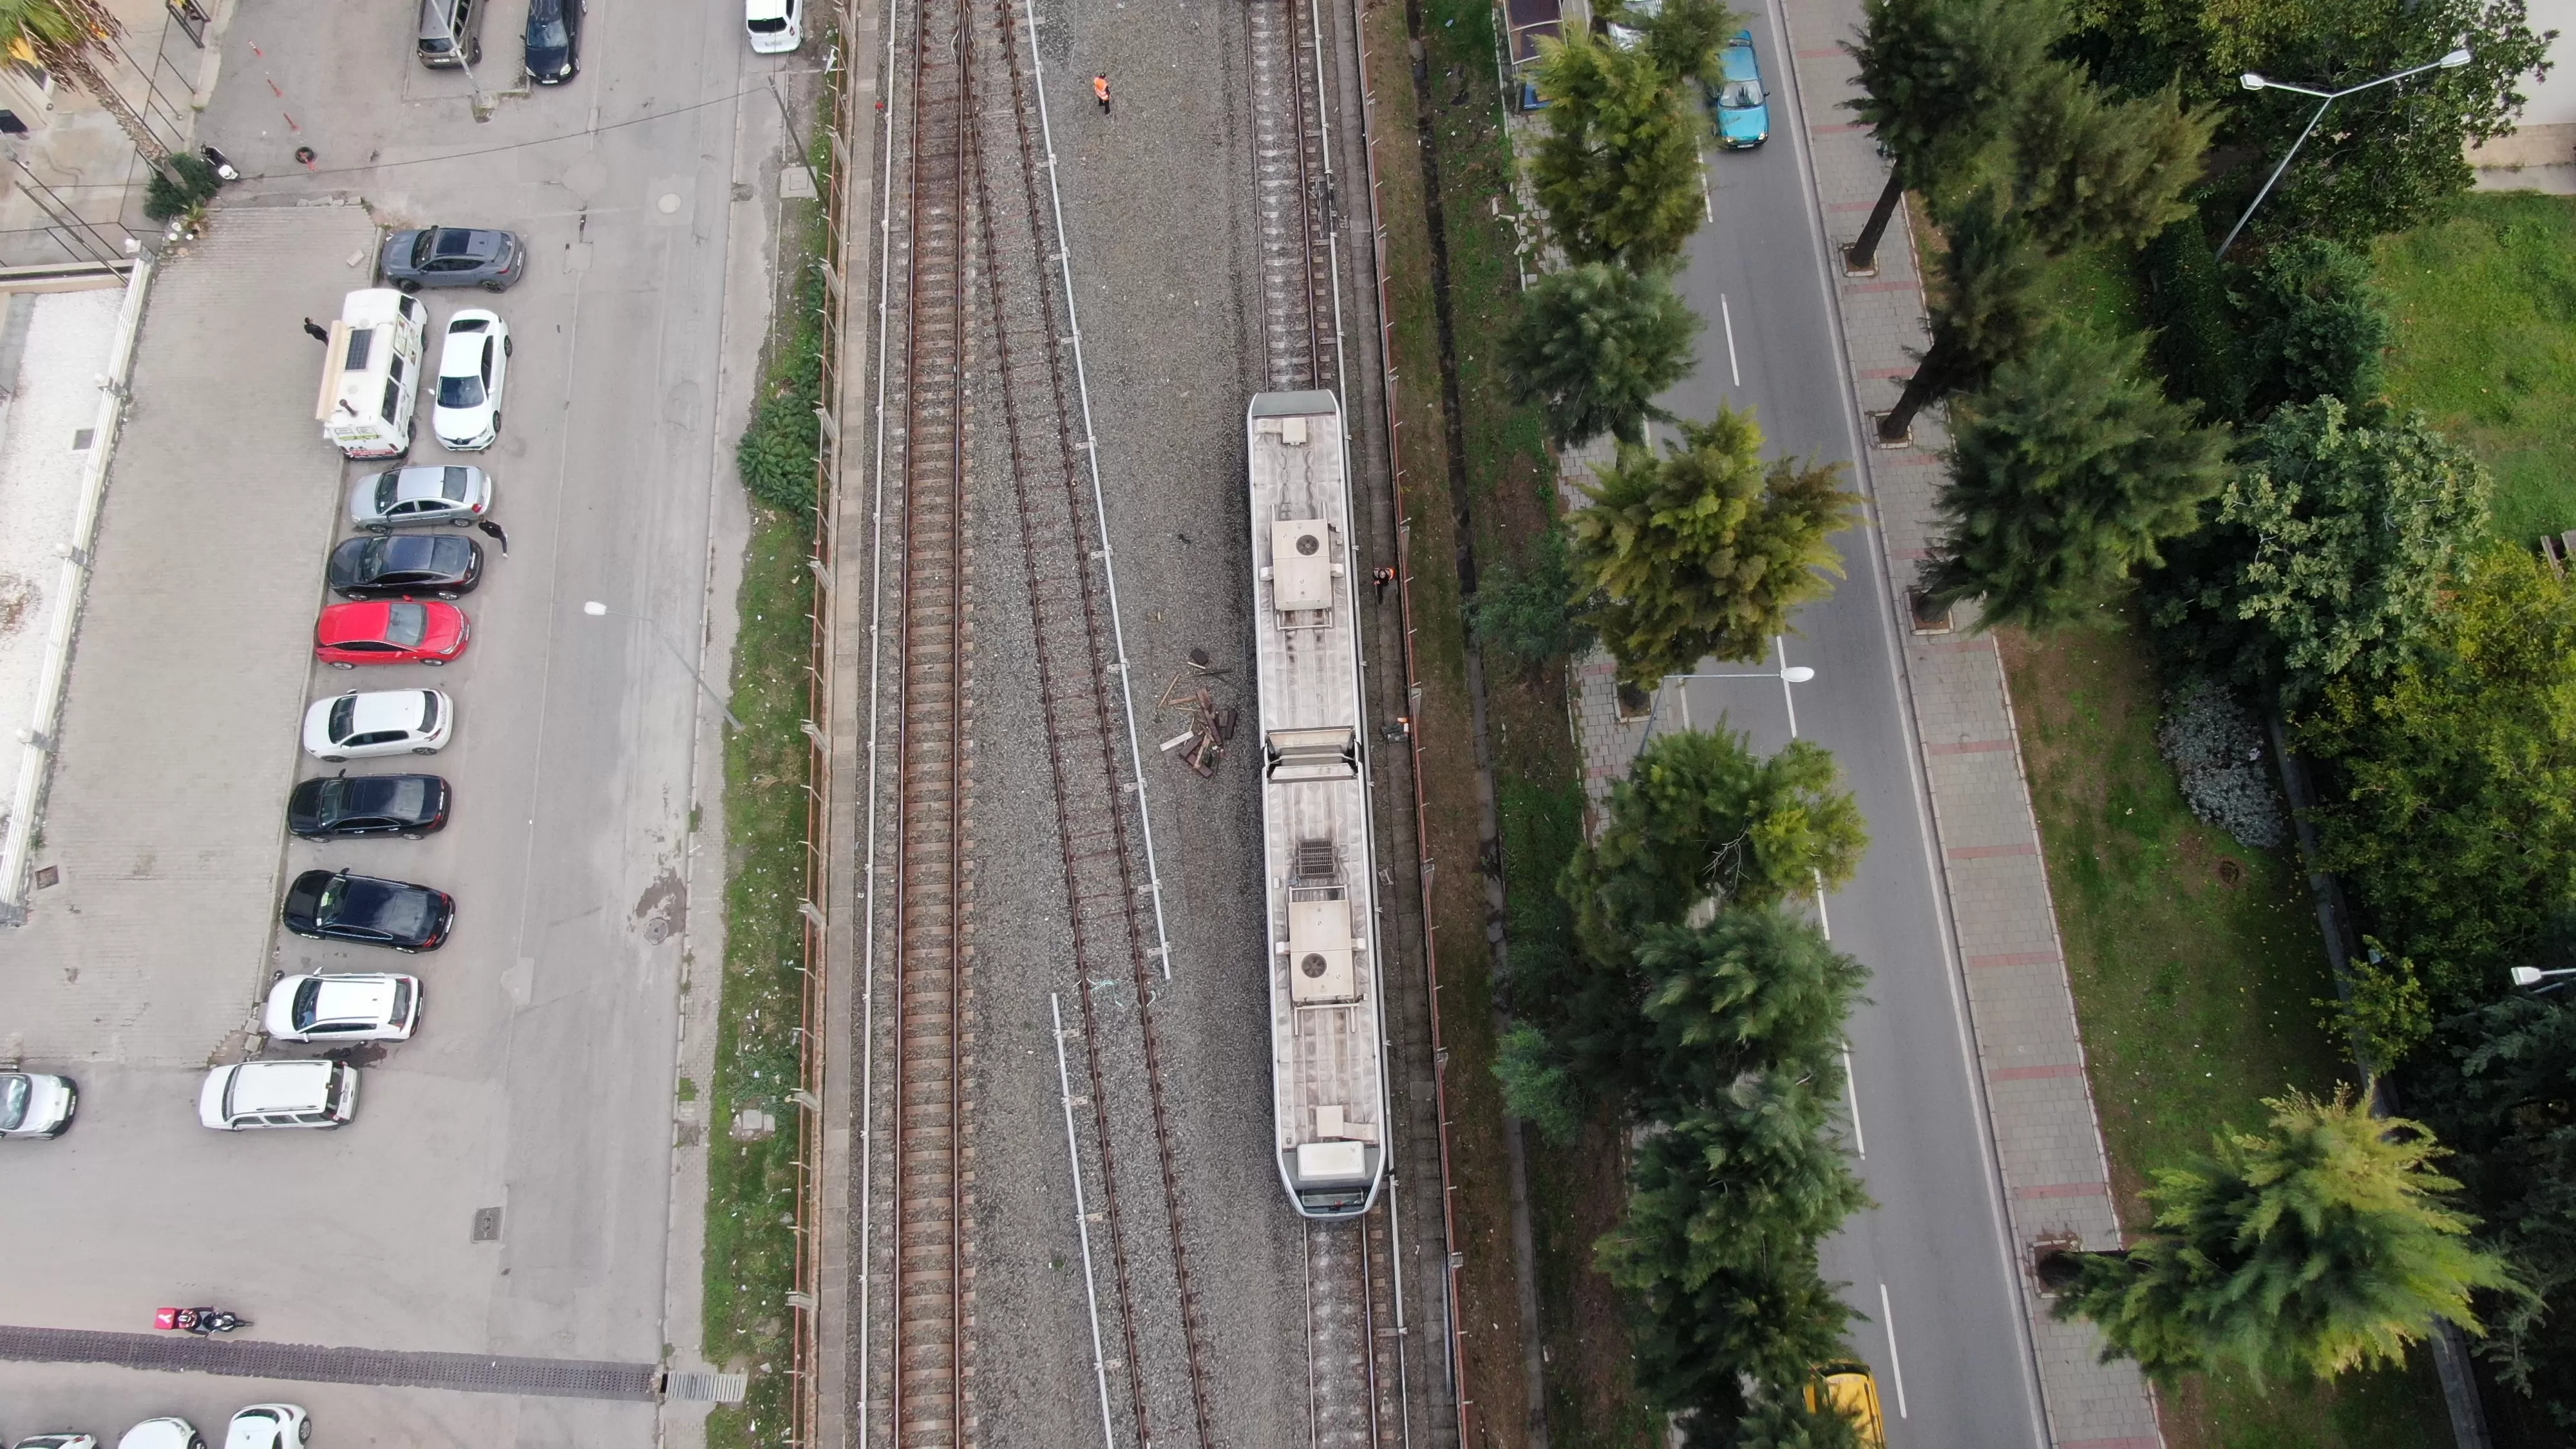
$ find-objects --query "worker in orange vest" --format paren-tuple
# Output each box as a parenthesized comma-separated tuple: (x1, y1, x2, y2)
(1093, 73, 1112, 115)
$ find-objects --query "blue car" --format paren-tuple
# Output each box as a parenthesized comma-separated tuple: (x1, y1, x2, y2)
(1710, 30, 1769, 149)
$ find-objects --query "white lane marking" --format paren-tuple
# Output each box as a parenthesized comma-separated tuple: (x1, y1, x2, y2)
(1880, 1282, 1912, 1417)
(1842, 1041, 1866, 1159)
(1702, 165, 1714, 222)
(1721, 292, 1741, 386)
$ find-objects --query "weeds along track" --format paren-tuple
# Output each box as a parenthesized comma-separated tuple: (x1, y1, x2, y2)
(1247, 0, 1343, 392)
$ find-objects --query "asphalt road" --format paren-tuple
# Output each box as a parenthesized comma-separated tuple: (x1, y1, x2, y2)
(1652, 6, 2052, 1445)
(0, 0, 792, 1429)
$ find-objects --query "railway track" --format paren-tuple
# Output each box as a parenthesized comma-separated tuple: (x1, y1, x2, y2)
(1248, 0, 1343, 392)
(1306, 1212, 1407, 1448)
(889, 0, 976, 1435)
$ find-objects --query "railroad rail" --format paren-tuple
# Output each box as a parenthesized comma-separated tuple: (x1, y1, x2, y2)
(1249, 0, 1344, 392)
(888, 0, 976, 1434)
(1306, 1213, 1408, 1448)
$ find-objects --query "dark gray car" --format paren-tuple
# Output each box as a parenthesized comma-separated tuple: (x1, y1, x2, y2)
(380, 226, 524, 292)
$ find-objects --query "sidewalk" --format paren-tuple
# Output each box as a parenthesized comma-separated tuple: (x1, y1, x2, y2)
(1560, 8, 2169, 1449)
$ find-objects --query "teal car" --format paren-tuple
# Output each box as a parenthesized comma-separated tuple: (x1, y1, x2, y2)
(1711, 30, 1769, 148)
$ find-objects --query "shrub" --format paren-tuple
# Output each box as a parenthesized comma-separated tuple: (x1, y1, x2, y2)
(2153, 678, 2287, 850)
(735, 390, 819, 511)
(2141, 217, 2250, 423)
(1472, 527, 1595, 673)
(142, 152, 222, 222)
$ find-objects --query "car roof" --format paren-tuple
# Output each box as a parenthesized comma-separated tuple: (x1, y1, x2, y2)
(348, 689, 437, 730)
(310, 974, 402, 1019)
(222, 1059, 335, 1112)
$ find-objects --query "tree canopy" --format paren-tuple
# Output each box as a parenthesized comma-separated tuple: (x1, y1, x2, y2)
(2152, 397, 2489, 703)
(1877, 185, 2052, 442)
(2297, 545, 2576, 1006)
(2002, 67, 2215, 255)
(1842, 0, 2064, 268)
(2063, 0, 2555, 242)
(1501, 261, 1701, 448)
(2238, 238, 2396, 419)
(1925, 324, 2230, 629)
(1530, 30, 1709, 270)
(2056, 1089, 2521, 1382)
(1472, 525, 1596, 675)
(1568, 406, 1861, 687)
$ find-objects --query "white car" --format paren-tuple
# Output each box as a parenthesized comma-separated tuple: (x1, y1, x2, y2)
(0, 1070, 77, 1139)
(11, 1434, 97, 1448)
(265, 973, 422, 1042)
(431, 310, 509, 451)
(746, 0, 799, 50)
(222, 1407, 308, 1449)
(303, 689, 452, 762)
(117, 1421, 204, 1449)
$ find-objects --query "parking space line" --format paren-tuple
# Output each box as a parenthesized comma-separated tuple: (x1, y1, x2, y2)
(0, 1325, 661, 1401)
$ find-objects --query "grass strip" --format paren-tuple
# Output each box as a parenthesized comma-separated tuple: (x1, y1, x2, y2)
(703, 95, 837, 1449)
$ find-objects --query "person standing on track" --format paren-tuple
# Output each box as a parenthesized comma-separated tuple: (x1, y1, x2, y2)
(1093, 73, 1112, 114)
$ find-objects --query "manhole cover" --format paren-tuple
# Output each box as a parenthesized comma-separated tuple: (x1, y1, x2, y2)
(472, 1206, 503, 1242)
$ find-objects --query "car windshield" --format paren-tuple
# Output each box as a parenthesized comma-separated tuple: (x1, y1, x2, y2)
(385, 602, 429, 647)
(442, 466, 471, 501)
(419, 690, 442, 731)
(1719, 79, 1762, 108)
(439, 373, 485, 408)
(317, 876, 348, 918)
(749, 14, 787, 29)
(374, 474, 404, 512)
(409, 232, 438, 267)
(529, 2, 569, 46)
(292, 978, 324, 1030)
(0, 1074, 26, 1130)
(328, 695, 359, 739)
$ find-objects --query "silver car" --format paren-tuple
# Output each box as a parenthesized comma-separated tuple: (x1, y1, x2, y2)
(349, 464, 492, 531)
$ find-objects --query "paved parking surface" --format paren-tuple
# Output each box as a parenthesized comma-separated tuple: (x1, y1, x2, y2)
(0, 0, 791, 1427)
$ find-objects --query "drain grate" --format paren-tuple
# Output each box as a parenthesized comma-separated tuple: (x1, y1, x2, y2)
(471, 1206, 503, 1242)
(664, 1370, 750, 1403)
(0, 1325, 659, 1401)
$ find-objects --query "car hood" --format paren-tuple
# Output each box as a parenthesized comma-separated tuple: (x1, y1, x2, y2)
(1719, 103, 1768, 142)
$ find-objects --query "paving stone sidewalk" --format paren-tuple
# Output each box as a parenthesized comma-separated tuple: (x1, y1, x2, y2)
(1560, 8, 2168, 1448)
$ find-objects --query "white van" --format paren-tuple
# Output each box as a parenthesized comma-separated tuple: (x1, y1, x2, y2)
(317, 288, 429, 460)
(197, 1059, 360, 1131)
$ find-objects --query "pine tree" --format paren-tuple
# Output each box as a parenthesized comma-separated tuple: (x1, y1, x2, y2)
(1567, 405, 1861, 686)
(1842, 0, 2060, 271)
(2004, 67, 2215, 256)
(2056, 1088, 2523, 1383)
(1924, 325, 2230, 630)
(1636, 0, 1739, 83)
(1875, 186, 2049, 444)
(1500, 262, 1701, 448)
(1530, 30, 1709, 271)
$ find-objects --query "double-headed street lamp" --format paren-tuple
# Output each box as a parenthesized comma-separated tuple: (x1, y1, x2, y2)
(2218, 48, 2474, 260)
(583, 600, 744, 732)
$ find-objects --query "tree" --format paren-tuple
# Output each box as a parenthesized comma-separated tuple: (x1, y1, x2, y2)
(1563, 726, 1866, 976)
(2300, 546, 2576, 1006)
(1567, 405, 1861, 687)
(1530, 30, 1709, 270)
(1636, 910, 1870, 1118)
(1500, 262, 1701, 448)
(2414, 994, 2576, 1423)
(2054, 1088, 2521, 1382)
(2239, 238, 2396, 418)
(2002, 66, 2215, 256)
(1493, 1022, 1586, 1143)
(1632, 0, 1739, 82)
(1606, 1247, 1859, 1444)
(2062, 0, 2553, 242)
(2152, 398, 2490, 704)
(1876, 186, 2050, 443)
(1842, 0, 2063, 271)
(1923, 325, 2228, 629)
(0, 0, 180, 182)
(1472, 524, 1596, 674)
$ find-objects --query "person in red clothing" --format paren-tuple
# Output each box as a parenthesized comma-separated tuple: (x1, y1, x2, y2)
(1093, 73, 1112, 114)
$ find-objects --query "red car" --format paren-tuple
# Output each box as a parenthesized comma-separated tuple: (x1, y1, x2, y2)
(315, 599, 469, 668)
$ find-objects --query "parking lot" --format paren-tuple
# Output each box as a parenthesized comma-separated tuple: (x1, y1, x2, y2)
(0, 0, 800, 1427)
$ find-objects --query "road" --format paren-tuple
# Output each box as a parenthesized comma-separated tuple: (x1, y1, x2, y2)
(0, 0, 794, 1430)
(1649, 5, 2053, 1445)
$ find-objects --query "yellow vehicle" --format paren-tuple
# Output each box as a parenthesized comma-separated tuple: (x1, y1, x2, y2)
(1806, 1361, 1888, 1449)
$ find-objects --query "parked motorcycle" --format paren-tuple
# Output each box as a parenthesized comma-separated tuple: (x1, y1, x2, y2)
(153, 1306, 248, 1336)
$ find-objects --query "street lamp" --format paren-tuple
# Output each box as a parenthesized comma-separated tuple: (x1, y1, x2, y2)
(1646, 638, 1817, 743)
(582, 600, 744, 732)
(2219, 48, 2474, 260)
(2509, 965, 2576, 990)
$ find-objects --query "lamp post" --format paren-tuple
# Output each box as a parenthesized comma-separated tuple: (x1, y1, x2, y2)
(2509, 965, 2576, 990)
(583, 600, 744, 732)
(2218, 48, 2473, 260)
(1641, 637, 1817, 749)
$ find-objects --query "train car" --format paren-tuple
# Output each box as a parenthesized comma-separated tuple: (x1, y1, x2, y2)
(1248, 390, 1390, 1220)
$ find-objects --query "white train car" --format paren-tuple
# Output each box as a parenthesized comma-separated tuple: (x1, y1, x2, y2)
(1247, 390, 1389, 1220)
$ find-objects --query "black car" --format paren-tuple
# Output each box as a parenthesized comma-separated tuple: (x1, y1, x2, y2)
(287, 774, 452, 840)
(524, 0, 580, 84)
(379, 226, 524, 292)
(328, 533, 483, 600)
(282, 868, 454, 952)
